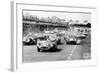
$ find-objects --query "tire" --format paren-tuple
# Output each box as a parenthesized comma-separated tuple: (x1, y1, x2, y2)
(51, 44, 57, 51)
(57, 39, 61, 45)
(37, 47, 41, 52)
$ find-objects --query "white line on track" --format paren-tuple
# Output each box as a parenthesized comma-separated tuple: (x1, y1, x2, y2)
(67, 45, 77, 60)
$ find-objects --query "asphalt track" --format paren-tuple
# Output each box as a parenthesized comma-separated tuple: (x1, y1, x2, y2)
(22, 44, 85, 63)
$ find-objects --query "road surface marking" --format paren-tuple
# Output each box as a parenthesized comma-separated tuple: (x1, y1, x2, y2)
(67, 45, 77, 60)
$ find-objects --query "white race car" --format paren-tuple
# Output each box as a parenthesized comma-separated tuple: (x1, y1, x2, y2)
(65, 36, 81, 45)
(37, 37, 57, 52)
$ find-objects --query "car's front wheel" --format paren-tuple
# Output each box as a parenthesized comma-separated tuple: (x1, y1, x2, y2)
(37, 47, 42, 52)
(50, 44, 57, 51)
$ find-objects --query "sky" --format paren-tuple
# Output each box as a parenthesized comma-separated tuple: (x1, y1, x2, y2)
(23, 10, 91, 23)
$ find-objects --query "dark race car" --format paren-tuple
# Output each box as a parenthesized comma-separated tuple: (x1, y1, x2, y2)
(23, 37, 37, 46)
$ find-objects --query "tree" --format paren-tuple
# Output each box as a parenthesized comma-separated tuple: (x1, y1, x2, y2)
(50, 16, 66, 24)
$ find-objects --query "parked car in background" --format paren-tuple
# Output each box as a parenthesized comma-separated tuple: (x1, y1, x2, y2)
(76, 34, 87, 39)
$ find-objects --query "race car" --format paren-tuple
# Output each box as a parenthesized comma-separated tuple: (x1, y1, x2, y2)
(23, 37, 37, 46)
(36, 37, 57, 52)
(65, 36, 81, 45)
